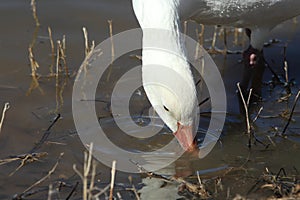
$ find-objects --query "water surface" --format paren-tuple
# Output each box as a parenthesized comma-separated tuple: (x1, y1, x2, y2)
(0, 1, 299, 199)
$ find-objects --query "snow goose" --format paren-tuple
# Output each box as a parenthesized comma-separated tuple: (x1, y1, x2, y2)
(132, 0, 300, 150)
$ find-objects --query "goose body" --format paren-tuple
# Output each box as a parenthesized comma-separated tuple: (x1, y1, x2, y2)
(132, 0, 300, 150)
(181, 0, 300, 49)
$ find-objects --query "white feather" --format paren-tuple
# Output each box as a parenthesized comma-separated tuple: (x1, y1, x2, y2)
(132, 0, 300, 133)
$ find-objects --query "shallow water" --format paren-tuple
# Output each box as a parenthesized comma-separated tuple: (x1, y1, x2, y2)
(0, 0, 299, 199)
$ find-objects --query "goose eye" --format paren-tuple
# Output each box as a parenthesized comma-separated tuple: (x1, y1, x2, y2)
(163, 105, 169, 112)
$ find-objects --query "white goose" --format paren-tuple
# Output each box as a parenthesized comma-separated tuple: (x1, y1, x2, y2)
(132, 0, 300, 151)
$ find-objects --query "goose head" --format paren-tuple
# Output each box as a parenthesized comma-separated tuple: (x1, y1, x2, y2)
(133, 0, 198, 151)
(142, 64, 198, 151)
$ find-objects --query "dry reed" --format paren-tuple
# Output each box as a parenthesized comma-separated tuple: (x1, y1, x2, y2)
(30, 0, 40, 27)
(14, 153, 63, 199)
(0, 102, 10, 135)
(48, 27, 55, 75)
(109, 160, 117, 200)
(106, 20, 115, 82)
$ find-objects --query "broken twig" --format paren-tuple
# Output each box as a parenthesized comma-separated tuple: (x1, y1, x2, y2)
(281, 90, 300, 136)
(14, 153, 64, 199)
(0, 102, 10, 134)
(29, 114, 61, 153)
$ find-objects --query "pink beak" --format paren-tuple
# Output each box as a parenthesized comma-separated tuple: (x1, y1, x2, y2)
(174, 122, 196, 151)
